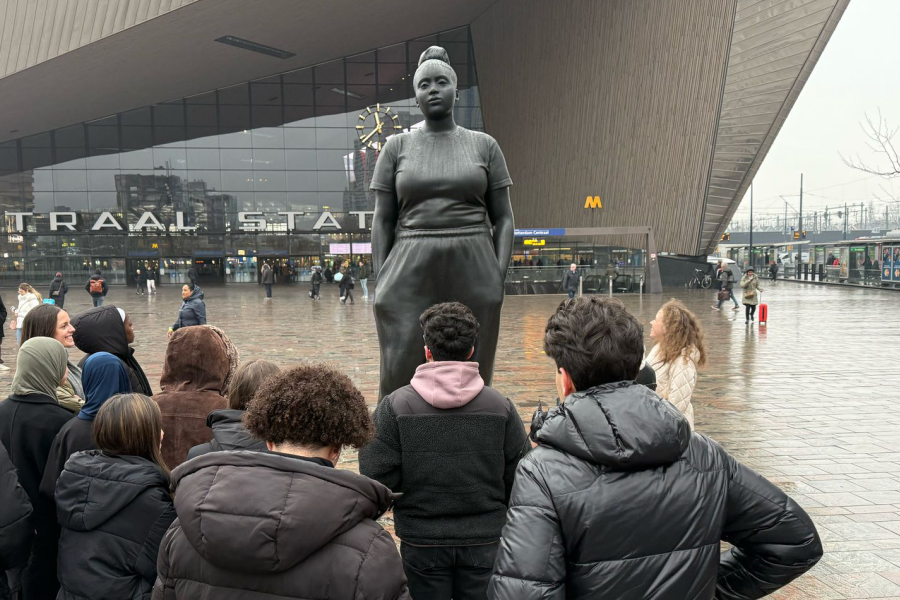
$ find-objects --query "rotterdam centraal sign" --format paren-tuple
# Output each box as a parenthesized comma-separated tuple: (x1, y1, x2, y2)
(2, 210, 375, 233)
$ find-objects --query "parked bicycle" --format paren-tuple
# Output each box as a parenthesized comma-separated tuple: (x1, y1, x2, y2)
(688, 268, 713, 289)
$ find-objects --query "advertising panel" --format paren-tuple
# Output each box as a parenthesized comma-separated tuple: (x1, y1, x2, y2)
(839, 247, 850, 279)
(884, 246, 894, 282)
(894, 246, 900, 281)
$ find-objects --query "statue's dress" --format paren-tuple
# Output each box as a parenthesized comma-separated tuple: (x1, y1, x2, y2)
(370, 126, 512, 400)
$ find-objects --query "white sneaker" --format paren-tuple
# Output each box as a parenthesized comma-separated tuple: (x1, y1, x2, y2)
(0, 364, 9, 371)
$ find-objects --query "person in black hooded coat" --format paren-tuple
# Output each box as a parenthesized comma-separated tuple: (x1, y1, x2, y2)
(49, 273, 68, 309)
(71, 305, 153, 396)
(489, 297, 822, 600)
(0, 442, 34, 600)
(55, 393, 176, 600)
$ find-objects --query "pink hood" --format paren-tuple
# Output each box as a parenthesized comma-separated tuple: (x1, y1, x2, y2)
(410, 361, 485, 409)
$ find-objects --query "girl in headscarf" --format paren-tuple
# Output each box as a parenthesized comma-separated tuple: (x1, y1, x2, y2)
(40, 352, 132, 501)
(71, 305, 153, 396)
(22, 303, 84, 413)
(0, 337, 72, 598)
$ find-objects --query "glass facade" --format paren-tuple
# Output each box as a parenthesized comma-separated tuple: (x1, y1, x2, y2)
(0, 27, 481, 285)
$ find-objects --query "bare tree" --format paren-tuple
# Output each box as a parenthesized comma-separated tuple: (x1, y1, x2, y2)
(841, 109, 900, 177)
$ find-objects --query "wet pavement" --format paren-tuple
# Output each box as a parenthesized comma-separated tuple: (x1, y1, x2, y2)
(2, 280, 899, 598)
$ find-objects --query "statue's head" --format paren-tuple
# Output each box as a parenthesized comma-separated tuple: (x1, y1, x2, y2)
(414, 46, 459, 120)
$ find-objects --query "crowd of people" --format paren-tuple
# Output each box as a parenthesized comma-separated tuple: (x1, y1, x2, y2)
(0, 285, 823, 600)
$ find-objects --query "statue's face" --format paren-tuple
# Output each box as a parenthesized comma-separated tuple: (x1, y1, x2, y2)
(415, 62, 457, 119)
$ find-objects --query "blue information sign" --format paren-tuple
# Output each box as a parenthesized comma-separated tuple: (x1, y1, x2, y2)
(514, 228, 566, 237)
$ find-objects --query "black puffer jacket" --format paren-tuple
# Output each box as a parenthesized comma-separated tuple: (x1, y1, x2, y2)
(153, 451, 411, 600)
(489, 382, 822, 600)
(0, 442, 33, 571)
(55, 451, 176, 600)
(185, 409, 266, 460)
(72, 306, 153, 396)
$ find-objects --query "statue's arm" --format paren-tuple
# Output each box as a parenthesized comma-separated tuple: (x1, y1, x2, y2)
(486, 186, 514, 275)
(372, 190, 399, 275)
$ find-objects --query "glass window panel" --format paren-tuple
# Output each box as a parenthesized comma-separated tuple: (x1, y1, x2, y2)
(120, 148, 154, 169)
(186, 91, 216, 104)
(218, 130, 252, 148)
(377, 61, 407, 86)
(221, 171, 255, 191)
(89, 191, 119, 209)
(153, 147, 187, 169)
(282, 68, 312, 84)
(346, 62, 377, 84)
(283, 105, 315, 125)
(187, 170, 221, 190)
(219, 105, 250, 129)
(55, 124, 85, 148)
(219, 83, 249, 105)
(286, 171, 317, 190)
(153, 103, 184, 126)
(53, 170, 87, 191)
(87, 154, 119, 169)
(154, 127, 185, 146)
(316, 128, 352, 149)
(316, 86, 346, 107)
(185, 129, 219, 146)
(253, 171, 285, 192)
(22, 147, 53, 170)
(54, 155, 86, 169)
(220, 148, 253, 170)
(88, 170, 118, 191)
(252, 149, 285, 170)
(317, 149, 350, 170)
(21, 132, 51, 148)
(87, 125, 119, 154)
(409, 36, 438, 62)
(121, 123, 154, 150)
(379, 42, 407, 64)
(54, 191, 89, 211)
(186, 148, 220, 170)
(286, 192, 319, 211)
(318, 171, 349, 192)
(285, 149, 317, 170)
(186, 104, 217, 127)
(32, 191, 56, 212)
(283, 84, 313, 105)
(121, 107, 151, 126)
(251, 106, 283, 128)
(32, 169, 53, 192)
(0, 142, 18, 175)
(315, 59, 344, 84)
(438, 27, 468, 43)
(313, 112, 349, 128)
(347, 50, 376, 63)
(346, 87, 375, 112)
(284, 127, 316, 148)
(250, 82, 282, 105)
(255, 191, 286, 210)
(317, 191, 344, 212)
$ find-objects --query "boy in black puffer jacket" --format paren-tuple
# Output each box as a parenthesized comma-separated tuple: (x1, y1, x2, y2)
(489, 297, 822, 600)
(360, 302, 530, 600)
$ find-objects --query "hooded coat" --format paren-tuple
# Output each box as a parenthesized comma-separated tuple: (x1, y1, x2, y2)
(40, 353, 132, 502)
(0, 442, 33, 572)
(359, 361, 530, 546)
(72, 305, 153, 396)
(154, 326, 238, 469)
(185, 409, 267, 460)
(171, 286, 206, 331)
(0, 338, 73, 598)
(152, 451, 411, 600)
(488, 382, 822, 600)
(55, 451, 176, 600)
(49, 275, 68, 308)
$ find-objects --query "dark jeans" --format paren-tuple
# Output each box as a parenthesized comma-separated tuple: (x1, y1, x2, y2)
(264, 284, 272, 298)
(745, 304, 757, 320)
(92, 296, 104, 307)
(400, 542, 498, 600)
(567, 290, 576, 299)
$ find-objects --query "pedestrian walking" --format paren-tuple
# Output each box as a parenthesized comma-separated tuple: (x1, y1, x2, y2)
(358, 260, 370, 298)
(261, 263, 274, 299)
(324, 266, 334, 283)
(55, 393, 176, 600)
(187, 265, 198, 287)
(13, 283, 42, 346)
(22, 304, 83, 413)
(72, 306, 153, 396)
(40, 351, 132, 504)
(153, 363, 411, 600)
(488, 297, 822, 600)
(310, 266, 322, 300)
(0, 337, 74, 599)
(561, 263, 579, 298)
(0, 292, 8, 371)
(135, 269, 147, 295)
(647, 299, 706, 430)
(339, 269, 355, 304)
(769, 261, 778, 281)
(187, 359, 280, 460)
(740, 267, 764, 324)
(168, 283, 206, 336)
(49, 272, 68, 308)
(147, 266, 157, 294)
(155, 325, 238, 469)
(85, 270, 108, 307)
(712, 264, 740, 310)
(360, 302, 529, 600)
(0, 442, 34, 600)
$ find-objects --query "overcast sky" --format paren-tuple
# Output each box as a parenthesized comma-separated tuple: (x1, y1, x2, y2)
(730, 0, 900, 225)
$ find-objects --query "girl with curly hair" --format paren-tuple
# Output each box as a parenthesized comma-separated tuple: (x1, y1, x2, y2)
(647, 299, 707, 430)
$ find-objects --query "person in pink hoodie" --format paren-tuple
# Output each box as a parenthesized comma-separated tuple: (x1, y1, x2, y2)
(360, 302, 529, 600)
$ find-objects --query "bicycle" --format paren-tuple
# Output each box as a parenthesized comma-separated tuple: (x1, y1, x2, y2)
(688, 268, 712, 289)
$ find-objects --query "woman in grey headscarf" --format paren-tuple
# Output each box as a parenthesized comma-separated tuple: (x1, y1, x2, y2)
(0, 337, 73, 598)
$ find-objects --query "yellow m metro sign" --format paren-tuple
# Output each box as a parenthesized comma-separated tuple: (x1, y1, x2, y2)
(584, 196, 603, 209)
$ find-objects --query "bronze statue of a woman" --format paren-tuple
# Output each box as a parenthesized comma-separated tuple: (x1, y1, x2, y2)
(370, 46, 514, 400)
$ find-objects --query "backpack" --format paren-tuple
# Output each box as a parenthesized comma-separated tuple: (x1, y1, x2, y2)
(89, 278, 104, 294)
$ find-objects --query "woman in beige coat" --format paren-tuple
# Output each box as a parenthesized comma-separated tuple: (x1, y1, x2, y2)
(740, 267, 764, 324)
(647, 299, 707, 430)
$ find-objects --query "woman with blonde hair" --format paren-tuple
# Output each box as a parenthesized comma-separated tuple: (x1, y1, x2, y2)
(647, 299, 707, 430)
(13, 283, 42, 345)
(54, 393, 175, 600)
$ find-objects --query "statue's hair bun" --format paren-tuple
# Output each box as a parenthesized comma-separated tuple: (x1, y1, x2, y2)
(418, 46, 451, 67)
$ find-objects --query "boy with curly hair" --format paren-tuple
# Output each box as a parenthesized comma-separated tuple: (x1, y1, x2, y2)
(154, 363, 410, 600)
